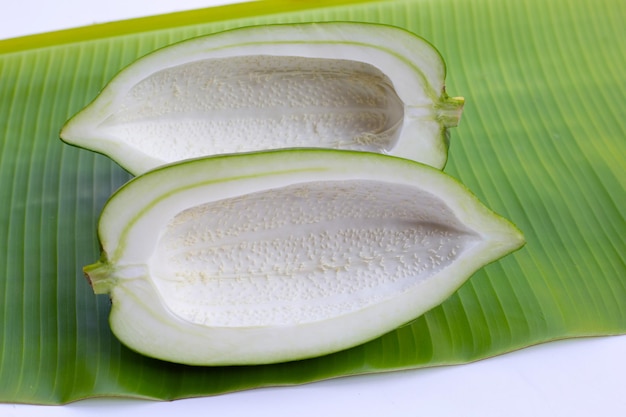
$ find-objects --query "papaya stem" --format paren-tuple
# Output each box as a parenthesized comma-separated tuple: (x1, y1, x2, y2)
(84, 260, 116, 295)
(437, 95, 465, 128)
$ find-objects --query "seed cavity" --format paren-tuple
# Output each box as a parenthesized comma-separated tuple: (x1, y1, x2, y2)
(99, 56, 405, 161)
(149, 180, 478, 327)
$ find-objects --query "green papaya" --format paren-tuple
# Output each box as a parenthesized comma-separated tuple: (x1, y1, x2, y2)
(85, 150, 523, 365)
(60, 22, 463, 174)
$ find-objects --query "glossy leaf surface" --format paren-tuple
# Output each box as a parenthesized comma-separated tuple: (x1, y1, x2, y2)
(0, 0, 624, 404)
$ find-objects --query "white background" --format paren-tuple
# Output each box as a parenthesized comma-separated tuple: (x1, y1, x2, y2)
(2, 1, 625, 416)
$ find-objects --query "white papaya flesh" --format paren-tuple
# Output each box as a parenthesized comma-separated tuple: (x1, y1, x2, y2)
(85, 150, 524, 365)
(60, 22, 464, 175)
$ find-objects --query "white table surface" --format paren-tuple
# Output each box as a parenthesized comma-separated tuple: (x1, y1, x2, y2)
(2, 1, 625, 416)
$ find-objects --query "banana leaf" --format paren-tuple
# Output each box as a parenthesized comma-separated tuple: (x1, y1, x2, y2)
(0, 0, 624, 405)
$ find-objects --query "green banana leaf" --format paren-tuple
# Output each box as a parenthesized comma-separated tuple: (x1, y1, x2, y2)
(1, 0, 624, 405)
